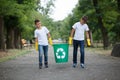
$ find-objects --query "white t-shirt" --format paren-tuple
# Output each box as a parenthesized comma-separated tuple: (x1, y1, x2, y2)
(34, 26, 49, 45)
(72, 22, 89, 40)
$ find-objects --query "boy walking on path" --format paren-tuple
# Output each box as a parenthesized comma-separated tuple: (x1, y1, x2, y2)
(34, 19, 52, 69)
(70, 16, 91, 68)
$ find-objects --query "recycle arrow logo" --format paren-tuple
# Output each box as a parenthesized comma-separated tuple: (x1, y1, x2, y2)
(56, 48, 65, 59)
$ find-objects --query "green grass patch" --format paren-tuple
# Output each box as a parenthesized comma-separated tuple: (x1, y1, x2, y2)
(85, 47, 112, 55)
(0, 49, 30, 63)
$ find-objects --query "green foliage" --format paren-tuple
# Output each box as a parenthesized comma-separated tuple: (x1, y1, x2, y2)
(108, 32, 116, 44)
(0, 0, 18, 16)
(60, 0, 120, 46)
(38, 0, 55, 15)
(1, 0, 120, 48)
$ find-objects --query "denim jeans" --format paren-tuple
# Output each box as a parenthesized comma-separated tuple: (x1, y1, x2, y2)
(38, 45, 48, 66)
(73, 40, 85, 64)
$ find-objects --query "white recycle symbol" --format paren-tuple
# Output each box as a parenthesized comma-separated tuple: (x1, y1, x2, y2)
(56, 48, 66, 59)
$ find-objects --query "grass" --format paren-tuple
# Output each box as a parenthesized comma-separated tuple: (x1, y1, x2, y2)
(86, 47, 112, 56)
(0, 49, 30, 63)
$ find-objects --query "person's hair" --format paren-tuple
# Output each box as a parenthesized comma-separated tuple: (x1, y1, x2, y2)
(34, 19, 40, 24)
(82, 16, 88, 23)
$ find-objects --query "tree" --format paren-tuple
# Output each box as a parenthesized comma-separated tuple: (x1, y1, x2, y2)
(0, 16, 5, 50)
(0, 0, 39, 50)
(0, 0, 16, 50)
(38, 0, 55, 15)
(111, 0, 120, 57)
(92, 0, 109, 49)
(113, 0, 120, 42)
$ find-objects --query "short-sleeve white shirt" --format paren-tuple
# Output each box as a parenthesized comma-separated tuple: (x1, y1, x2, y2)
(34, 26, 49, 45)
(72, 22, 89, 40)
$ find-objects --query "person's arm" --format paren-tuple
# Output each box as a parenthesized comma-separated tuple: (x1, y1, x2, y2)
(47, 33, 53, 45)
(47, 33, 51, 38)
(34, 37, 38, 50)
(34, 30, 38, 50)
(69, 28, 75, 45)
(70, 28, 75, 37)
(86, 31, 90, 39)
(86, 31, 91, 46)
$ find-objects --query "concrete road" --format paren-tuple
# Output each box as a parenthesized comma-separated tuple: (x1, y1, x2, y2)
(0, 46, 120, 80)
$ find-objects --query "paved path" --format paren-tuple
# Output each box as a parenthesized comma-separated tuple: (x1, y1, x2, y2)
(0, 46, 120, 80)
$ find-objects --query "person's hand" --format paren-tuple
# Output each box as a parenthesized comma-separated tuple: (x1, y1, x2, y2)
(48, 37, 53, 45)
(87, 39, 91, 46)
(35, 42, 38, 51)
(69, 37, 73, 45)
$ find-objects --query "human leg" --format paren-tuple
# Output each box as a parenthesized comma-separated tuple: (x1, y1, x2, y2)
(43, 45, 48, 68)
(79, 40, 85, 68)
(38, 45, 43, 69)
(73, 40, 79, 67)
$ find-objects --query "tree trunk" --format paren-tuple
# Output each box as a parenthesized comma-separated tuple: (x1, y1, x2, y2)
(98, 17, 109, 49)
(92, 0, 109, 49)
(14, 28, 21, 49)
(6, 27, 15, 49)
(0, 16, 5, 51)
(117, 0, 120, 10)
(20, 32, 22, 49)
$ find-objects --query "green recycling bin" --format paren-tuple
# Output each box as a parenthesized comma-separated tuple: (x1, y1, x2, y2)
(53, 43, 69, 63)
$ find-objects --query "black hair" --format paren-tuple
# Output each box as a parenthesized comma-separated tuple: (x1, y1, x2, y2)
(34, 19, 40, 24)
(82, 16, 88, 23)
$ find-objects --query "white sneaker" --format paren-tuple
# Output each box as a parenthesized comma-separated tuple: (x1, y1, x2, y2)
(80, 64, 85, 68)
(73, 63, 77, 68)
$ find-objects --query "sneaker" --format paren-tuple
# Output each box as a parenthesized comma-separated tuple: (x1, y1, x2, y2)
(45, 62, 48, 68)
(80, 64, 85, 68)
(45, 65, 48, 68)
(39, 65, 42, 69)
(73, 63, 77, 68)
(39, 64, 42, 69)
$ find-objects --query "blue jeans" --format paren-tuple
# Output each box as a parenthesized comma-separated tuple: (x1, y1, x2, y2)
(38, 45, 48, 66)
(73, 40, 85, 64)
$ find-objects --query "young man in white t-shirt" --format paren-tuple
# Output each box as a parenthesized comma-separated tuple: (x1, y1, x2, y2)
(34, 19, 51, 69)
(70, 16, 90, 68)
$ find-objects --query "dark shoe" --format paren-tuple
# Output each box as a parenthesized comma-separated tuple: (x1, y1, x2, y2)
(73, 63, 77, 68)
(45, 65, 48, 68)
(39, 63, 42, 69)
(45, 62, 48, 68)
(39, 65, 42, 69)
